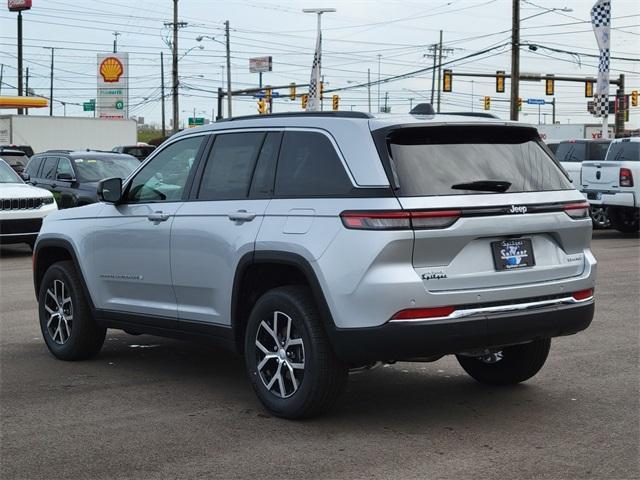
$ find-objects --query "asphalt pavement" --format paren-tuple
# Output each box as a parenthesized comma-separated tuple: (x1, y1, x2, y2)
(1, 230, 638, 480)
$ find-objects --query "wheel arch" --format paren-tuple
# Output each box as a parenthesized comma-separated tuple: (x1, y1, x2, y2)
(231, 250, 336, 354)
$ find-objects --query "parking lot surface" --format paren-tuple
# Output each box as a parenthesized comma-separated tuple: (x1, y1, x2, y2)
(1, 231, 638, 480)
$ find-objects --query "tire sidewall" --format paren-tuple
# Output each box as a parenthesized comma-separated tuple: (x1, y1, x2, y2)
(244, 290, 319, 417)
(38, 263, 86, 359)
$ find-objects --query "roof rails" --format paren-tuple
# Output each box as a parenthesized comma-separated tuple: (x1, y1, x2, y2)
(217, 111, 373, 122)
(440, 112, 501, 119)
(42, 149, 73, 154)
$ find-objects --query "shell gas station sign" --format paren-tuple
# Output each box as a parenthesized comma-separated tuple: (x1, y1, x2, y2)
(97, 53, 128, 119)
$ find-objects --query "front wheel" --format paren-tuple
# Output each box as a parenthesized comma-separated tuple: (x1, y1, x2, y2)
(456, 339, 551, 386)
(244, 286, 348, 419)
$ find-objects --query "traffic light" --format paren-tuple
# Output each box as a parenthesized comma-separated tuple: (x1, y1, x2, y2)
(320, 82, 325, 99)
(496, 70, 505, 93)
(442, 69, 452, 92)
(585, 81, 594, 98)
(265, 87, 272, 100)
(632, 90, 639, 107)
(517, 97, 522, 111)
(545, 75, 555, 96)
(301, 94, 308, 109)
(257, 99, 267, 114)
(483, 96, 491, 110)
(332, 94, 339, 111)
(290, 83, 296, 101)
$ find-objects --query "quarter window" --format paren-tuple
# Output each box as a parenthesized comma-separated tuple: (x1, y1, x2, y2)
(198, 132, 265, 200)
(125, 136, 203, 203)
(274, 131, 352, 197)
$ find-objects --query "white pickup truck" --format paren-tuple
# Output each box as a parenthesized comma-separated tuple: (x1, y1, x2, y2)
(581, 137, 640, 233)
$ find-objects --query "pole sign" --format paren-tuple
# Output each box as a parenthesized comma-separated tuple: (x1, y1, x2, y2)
(96, 53, 129, 119)
(83, 102, 95, 112)
(527, 98, 546, 105)
(7, 0, 31, 11)
(253, 91, 280, 98)
(249, 56, 273, 73)
(188, 117, 205, 127)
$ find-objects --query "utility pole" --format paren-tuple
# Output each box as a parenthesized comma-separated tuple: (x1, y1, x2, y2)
(436, 30, 443, 113)
(43, 47, 54, 117)
(615, 73, 625, 138)
(25, 67, 29, 115)
(171, 0, 179, 133)
(0, 64, 3, 95)
(551, 97, 556, 124)
(377, 54, 381, 112)
(384, 91, 389, 113)
(510, 0, 520, 121)
(225, 20, 232, 118)
(113, 32, 120, 54)
(160, 51, 166, 137)
(427, 44, 437, 105)
(409, 97, 413, 110)
(367, 68, 371, 113)
(17, 10, 23, 114)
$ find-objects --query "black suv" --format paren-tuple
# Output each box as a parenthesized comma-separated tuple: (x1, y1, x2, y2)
(24, 150, 140, 208)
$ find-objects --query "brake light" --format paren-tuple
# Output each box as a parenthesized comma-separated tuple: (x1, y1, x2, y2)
(572, 288, 594, 301)
(563, 201, 590, 219)
(340, 209, 461, 230)
(391, 306, 456, 321)
(620, 168, 633, 187)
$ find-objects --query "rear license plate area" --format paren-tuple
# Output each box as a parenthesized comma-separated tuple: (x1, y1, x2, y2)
(491, 238, 535, 271)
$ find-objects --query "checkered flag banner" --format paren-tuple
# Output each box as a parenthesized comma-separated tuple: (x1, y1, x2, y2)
(306, 31, 322, 111)
(591, 0, 611, 117)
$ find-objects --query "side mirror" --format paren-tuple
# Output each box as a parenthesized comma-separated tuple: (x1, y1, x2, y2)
(97, 177, 123, 203)
(20, 172, 30, 182)
(56, 172, 75, 182)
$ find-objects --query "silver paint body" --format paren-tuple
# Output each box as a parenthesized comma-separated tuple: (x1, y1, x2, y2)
(37, 114, 597, 330)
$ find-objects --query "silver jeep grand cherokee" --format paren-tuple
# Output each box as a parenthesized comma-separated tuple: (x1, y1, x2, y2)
(33, 111, 596, 419)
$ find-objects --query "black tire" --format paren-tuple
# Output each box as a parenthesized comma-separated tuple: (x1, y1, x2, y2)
(590, 206, 610, 230)
(456, 338, 551, 386)
(608, 207, 640, 234)
(38, 260, 106, 361)
(244, 286, 348, 419)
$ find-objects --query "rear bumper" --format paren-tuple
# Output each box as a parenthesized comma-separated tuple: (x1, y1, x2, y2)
(328, 300, 594, 363)
(584, 190, 636, 208)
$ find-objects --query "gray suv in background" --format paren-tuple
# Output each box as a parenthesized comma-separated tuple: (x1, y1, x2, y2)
(33, 111, 596, 418)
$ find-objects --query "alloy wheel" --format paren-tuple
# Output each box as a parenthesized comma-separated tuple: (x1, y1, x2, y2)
(44, 279, 73, 345)
(255, 310, 305, 399)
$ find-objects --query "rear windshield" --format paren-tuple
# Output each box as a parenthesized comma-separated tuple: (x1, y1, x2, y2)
(73, 156, 139, 182)
(0, 153, 28, 168)
(555, 142, 586, 162)
(386, 126, 572, 197)
(605, 141, 640, 161)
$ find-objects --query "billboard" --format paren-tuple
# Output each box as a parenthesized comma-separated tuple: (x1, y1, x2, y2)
(96, 53, 129, 120)
(249, 56, 272, 73)
(8, 0, 31, 11)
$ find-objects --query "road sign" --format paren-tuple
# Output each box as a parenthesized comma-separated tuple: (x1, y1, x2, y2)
(249, 56, 273, 73)
(253, 91, 280, 99)
(188, 117, 205, 127)
(527, 98, 546, 105)
(115, 100, 124, 110)
(83, 102, 95, 112)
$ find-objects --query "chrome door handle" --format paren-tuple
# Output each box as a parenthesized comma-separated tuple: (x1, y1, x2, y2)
(228, 210, 256, 222)
(147, 211, 170, 222)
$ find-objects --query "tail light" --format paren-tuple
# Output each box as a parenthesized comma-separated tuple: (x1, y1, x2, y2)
(563, 201, 590, 219)
(340, 210, 461, 230)
(572, 288, 594, 301)
(391, 306, 456, 321)
(620, 168, 633, 187)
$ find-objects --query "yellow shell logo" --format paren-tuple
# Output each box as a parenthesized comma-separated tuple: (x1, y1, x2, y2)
(100, 57, 124, 83)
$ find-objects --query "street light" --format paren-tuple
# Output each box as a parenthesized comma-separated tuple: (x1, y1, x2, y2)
(197, 31, 232, 117)
(303, 8, 336, 111)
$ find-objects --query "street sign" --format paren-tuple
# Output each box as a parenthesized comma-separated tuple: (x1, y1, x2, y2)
(253, 91, 281, 98)
(83, 102, 95, 112)
(115, 100, 124, 110)
(188, 117, 205, 127)
(527, 98, 546, 105)
(249, 56, 273, 73)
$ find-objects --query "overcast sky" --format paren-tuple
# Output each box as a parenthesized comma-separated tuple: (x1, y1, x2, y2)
(1, 0, 638, 128)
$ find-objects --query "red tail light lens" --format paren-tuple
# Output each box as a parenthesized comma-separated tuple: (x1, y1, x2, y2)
(572, 288, 594, 301)
(564, 201, 590, 219)
(391, 306, 456, 321)
(620, 168, 634, 187)
(340, 210, 461, 230)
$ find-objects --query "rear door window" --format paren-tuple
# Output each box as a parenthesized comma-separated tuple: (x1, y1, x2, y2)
(275, 131, 352, 197)
(587, 142, 610, 160)
(25, 156, 43, 177)
(555, 142, 586, 162)
(386, 125, 572, 197)
(197, 132, 265, 200)
(41, 157, 59, 180)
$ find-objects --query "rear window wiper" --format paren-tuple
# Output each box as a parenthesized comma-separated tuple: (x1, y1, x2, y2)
(451, 180, 512, 193)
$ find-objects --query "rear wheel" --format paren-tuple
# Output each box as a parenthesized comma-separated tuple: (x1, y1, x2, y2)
(245, 286, 348, 419)
(608, 207, 639, 233)
(456, 339, 551, 385)
(590, 206, 610, 229)
(38, 260, 106, 360)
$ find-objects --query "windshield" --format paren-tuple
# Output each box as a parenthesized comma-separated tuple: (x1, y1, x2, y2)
(73, 157, 140, 182)
(386, 125, 572, 197)
(605, 141, 640, 162)
(0, 160, 23, 183)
